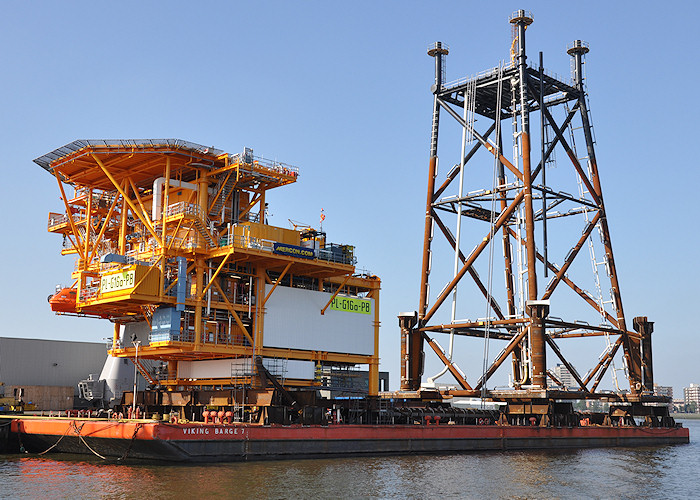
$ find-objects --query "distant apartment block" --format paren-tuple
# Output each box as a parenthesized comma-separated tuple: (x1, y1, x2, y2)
(653, 384, 673, 400)
(683, 383, 700, 411)
(551, 363, 577, 389)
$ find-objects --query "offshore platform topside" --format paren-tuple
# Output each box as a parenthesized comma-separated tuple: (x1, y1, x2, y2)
(32, 9, 678, 431)
(39, 139, 382, 423)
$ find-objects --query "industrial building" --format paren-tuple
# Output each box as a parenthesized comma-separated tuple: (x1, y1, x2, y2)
(0, 337, 107, 409)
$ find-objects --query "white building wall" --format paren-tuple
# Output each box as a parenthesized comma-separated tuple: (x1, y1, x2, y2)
(263, 285, 374, 355)
(684, 383, 700, 407)
(177, 358, 315, 380)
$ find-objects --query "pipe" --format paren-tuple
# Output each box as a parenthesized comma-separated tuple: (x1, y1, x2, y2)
(152, 178, 198, 222)
(151, 177, 218, 221)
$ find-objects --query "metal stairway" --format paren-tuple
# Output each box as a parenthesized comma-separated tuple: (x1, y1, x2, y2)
(192, 215, 216, 248)
(210, 172, 237, 219)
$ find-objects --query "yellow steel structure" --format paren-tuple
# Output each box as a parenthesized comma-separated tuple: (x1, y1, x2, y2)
(37, 140, 381, 395)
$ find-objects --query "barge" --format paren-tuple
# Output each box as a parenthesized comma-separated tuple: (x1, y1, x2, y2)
(6, 416, 688, 462)
(4, 10, 689, 461)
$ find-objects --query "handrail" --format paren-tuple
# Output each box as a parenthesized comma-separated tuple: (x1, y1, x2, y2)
(229, 150, 299, 177)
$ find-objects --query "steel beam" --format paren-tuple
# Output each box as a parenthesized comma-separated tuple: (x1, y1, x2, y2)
(422, 191, 524, 326)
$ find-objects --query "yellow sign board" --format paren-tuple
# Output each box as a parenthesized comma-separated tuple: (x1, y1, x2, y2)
(101, 269, 136, 294)
(330, 296, 371, 315)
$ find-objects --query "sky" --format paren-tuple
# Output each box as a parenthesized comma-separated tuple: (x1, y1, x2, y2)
(0, 1, 697, 397)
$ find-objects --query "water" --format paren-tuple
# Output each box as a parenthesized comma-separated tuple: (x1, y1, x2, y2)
(1, 420, 698, 499)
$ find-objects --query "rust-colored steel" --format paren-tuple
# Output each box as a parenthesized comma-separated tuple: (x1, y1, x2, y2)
(475, 327, 530, 390)
(423, 333, 472, 390)
(418, 155, 438, 320)
(508, 226, 619, 327)
(542, 213, 601, 299)
(544, 335, 588, 392)
(633, 316, 654, 391)
(405, 13, 656, 406)
(422, 191, 525, 325)
(432, 210, 505, 320)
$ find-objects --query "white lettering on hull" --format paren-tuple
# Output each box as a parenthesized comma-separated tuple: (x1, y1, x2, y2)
(181, 426, 244, 437)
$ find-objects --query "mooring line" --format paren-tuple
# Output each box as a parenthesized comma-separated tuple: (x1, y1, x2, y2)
(71, 421, 107, 460)
(37, 423, 73, 456)
(118, 423, 143, 462)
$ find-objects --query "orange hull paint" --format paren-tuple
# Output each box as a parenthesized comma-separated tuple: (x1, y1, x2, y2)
(8, 417, 690, 462)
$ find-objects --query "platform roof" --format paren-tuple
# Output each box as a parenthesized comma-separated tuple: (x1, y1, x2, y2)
(33, 139, 226, 190)
(34, 139, 223, 172)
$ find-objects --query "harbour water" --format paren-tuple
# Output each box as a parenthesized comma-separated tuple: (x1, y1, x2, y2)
(1, 419, 697, 499)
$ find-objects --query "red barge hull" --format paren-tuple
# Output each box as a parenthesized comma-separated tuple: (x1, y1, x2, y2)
(7, 418, 690, 462)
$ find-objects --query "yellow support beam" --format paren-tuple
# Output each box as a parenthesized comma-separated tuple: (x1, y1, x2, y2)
(88, 190, 121, 263)
(262, 262, 292, 306)
(53, 169, 85, 261)
(320, 274, 351, 315)
(198, 249, 235, 300)
(91, 154, 163, 247)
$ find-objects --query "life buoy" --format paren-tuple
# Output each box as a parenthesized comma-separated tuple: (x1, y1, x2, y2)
(118, 412, 124, 420)
(478, 418, 485, 425)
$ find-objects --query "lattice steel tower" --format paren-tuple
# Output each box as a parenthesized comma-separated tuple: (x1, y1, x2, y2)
(399, 10, 653, 400)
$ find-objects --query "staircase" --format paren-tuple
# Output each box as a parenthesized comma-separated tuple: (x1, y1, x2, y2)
(192, 214, 216, 248)
(210, 172, 237, 219)
(133, 358, 157, 386)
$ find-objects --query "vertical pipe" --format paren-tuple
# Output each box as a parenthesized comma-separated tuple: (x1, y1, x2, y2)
(511, 10, 545, 389)
(254, 267, 265, 357)
(419, 42, 448, 320)
(207, 263, 212, 316)
(368, 282, 380, 396)
(132, 341, 139, 416)
(160, 157, 170, 299)
(112, 323, 121, 350)
(194, 257, 204, 348)
(119, 189, 127, 255)
(84, 189, 92, 270)
(540, 51, 548, 278)
(407, 41, 448, 391)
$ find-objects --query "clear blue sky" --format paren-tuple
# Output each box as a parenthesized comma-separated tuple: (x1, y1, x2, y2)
(1, 1, 697, 397)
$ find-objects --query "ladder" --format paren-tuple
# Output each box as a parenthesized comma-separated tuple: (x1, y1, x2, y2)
(567, 103, 622, 391)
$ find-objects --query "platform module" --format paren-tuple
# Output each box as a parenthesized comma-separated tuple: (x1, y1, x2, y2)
(37, 139, 380, 394)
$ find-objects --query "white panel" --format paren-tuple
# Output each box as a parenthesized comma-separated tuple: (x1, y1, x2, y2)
(177, 358, 314, 380)
(263, 285, 374, 355)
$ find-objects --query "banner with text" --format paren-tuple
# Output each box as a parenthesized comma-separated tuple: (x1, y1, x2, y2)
(273, 242, 315, 260)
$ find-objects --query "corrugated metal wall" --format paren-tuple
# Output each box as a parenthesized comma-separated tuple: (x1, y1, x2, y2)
(0, 337, 107, 394)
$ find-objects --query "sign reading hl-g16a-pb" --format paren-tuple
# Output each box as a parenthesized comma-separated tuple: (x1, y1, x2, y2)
(273, 242, 315, 259)
(330, 296, 372, 314)
(101, 269, 136, 293)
